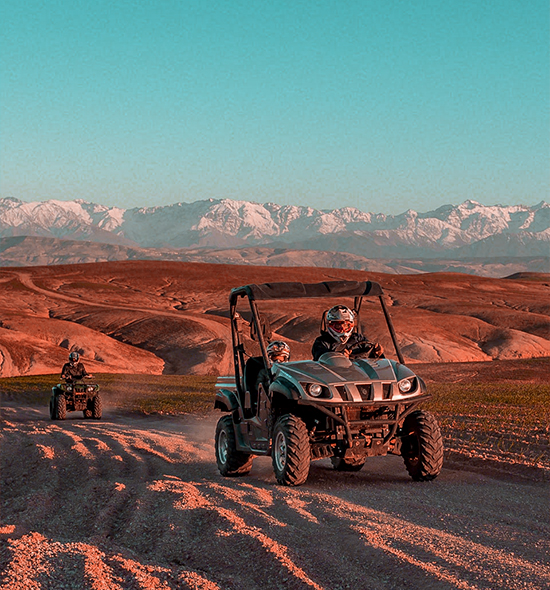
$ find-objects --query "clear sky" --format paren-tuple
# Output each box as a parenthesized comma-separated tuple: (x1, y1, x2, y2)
(1, 0, 548, 214)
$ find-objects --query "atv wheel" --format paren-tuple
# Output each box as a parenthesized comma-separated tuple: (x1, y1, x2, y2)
(400, 410, 443, 481)
(83, 398, 93, 419)
(92, 395, 102, 420)
(272, 414, 310, 486)
(215, 415, 253, 476)
(54, 394, 67, 420)
(330, 456, 366, 472)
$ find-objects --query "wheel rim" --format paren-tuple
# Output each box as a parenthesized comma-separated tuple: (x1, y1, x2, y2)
(218, 429, 229, 465)
(274, 430, 287, 472)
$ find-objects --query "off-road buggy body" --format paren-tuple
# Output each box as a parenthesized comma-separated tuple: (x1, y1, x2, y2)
(50, 380, 102, 420)
(214, 280, 443, 486)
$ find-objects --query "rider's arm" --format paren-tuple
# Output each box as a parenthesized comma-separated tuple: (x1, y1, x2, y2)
(60, 363, 70, 379)
(350, 335, 383, 358)
(312, 336, 332, 361)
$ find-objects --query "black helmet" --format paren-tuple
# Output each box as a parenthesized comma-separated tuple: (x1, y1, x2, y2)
(69, 351, 80, 362)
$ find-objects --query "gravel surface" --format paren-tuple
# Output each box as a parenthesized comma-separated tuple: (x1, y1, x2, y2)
(1, 404, 549, 590)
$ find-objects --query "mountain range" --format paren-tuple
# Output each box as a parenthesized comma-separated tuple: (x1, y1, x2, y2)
(0, 197, 548, 273)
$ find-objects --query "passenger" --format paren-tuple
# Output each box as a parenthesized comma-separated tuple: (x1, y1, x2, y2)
(61, 351, 92, 382)
(255, 341, 291, 394)
(312, 305, 383, 361)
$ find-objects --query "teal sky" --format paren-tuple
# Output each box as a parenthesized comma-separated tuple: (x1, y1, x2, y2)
(1, 0, 548, 214)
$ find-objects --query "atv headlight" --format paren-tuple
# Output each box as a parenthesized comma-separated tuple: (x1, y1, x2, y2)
(398, 378, 414, 393)
(87, 386, 94, 393)
(308, 383, 323, 397)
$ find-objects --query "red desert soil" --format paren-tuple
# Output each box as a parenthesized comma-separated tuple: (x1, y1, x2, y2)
(1, 403, 549, 590)
(0, 261, 548, 377)
(1, 263, 549, 588)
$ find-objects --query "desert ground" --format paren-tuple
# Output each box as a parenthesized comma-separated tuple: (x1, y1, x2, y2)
(1, 261, 549, 589)
(1, 398, 549, 590)
(0, 261, 549, 377)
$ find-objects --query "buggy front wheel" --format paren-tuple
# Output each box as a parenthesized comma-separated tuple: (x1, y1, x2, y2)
(215, 415, 253, 476)
(272, 414, 310, 486)
(400, 410, 443, 481)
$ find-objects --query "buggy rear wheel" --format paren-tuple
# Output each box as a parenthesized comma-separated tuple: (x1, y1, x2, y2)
(330, 456, 366, 472)
(272, 414, 310, 486)
(400, 410, 443, 481)
(215, 415, 253, 476)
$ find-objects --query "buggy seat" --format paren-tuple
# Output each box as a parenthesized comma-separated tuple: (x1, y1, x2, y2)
(243, 356, 265, 394)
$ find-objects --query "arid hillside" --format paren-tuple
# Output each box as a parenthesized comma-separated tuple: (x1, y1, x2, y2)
(0, 261, 548, 377)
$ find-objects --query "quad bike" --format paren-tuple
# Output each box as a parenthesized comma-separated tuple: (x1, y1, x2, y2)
(214, 280, 443, 486)
(49, 378, 102, 420)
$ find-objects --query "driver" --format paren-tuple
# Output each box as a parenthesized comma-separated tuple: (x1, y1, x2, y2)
(61, 351, 91, 382)
(312, 305, 383, 361)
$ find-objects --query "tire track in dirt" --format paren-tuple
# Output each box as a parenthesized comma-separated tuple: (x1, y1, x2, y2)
(1, 405, 548, 590)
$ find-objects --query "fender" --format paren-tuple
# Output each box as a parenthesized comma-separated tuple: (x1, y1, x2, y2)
(417, 376, 427, 394)
(269, 377, 300, 401)
(214, 388, 241, 412)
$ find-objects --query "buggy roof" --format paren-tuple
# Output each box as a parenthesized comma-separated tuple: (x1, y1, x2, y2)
(230, 280, 383, 304)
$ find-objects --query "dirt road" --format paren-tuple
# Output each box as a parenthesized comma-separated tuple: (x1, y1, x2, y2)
(1, 404, 548, 590)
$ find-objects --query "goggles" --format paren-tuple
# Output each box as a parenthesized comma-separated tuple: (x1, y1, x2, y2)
(328, 320, 353, 333)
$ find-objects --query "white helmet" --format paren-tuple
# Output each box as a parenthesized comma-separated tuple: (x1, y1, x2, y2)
(267, 341, 290, 362)
(326, 305, 355, 343)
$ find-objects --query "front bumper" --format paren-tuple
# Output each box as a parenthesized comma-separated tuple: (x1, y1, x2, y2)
(298, 393, 431, 449)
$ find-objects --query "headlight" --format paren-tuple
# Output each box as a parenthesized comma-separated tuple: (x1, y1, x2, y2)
(87, 386, 94, 393)
(308, 383, 323, 397)
(398, 378, 414, 393)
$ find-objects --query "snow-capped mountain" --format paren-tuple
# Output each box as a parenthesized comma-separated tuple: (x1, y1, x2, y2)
(0, 197, 548, 259)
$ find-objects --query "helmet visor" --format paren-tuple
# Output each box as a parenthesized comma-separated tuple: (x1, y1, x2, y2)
(328, 320, 353, 333)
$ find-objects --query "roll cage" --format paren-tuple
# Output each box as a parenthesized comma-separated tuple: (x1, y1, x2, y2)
(229, 280, 405, 400)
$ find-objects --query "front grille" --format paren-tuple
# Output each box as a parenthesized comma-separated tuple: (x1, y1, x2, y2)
(382, 384, 392, 399)
(335, 386, 352, 401)
(357, 383, 372, 401)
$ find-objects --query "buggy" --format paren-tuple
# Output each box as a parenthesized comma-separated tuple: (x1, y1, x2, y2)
(50, 379, 102, 420)
(214, 280, 443, 486)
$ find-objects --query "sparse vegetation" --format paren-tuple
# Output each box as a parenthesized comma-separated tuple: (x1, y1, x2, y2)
(0, 373, 217, 415)
(426, 383, 550, 469)
(2, 373, 548, 469)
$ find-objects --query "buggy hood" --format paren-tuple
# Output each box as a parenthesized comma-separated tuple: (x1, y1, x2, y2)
(274, 357, 403, 386)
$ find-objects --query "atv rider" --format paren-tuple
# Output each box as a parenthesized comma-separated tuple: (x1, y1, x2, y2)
(61, 351, 92, 382)
(312, 305, 383, 361)
(255, 341, 291, 394)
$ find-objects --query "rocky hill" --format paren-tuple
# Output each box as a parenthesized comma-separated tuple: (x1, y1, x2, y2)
(0, 260, 548, 377)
